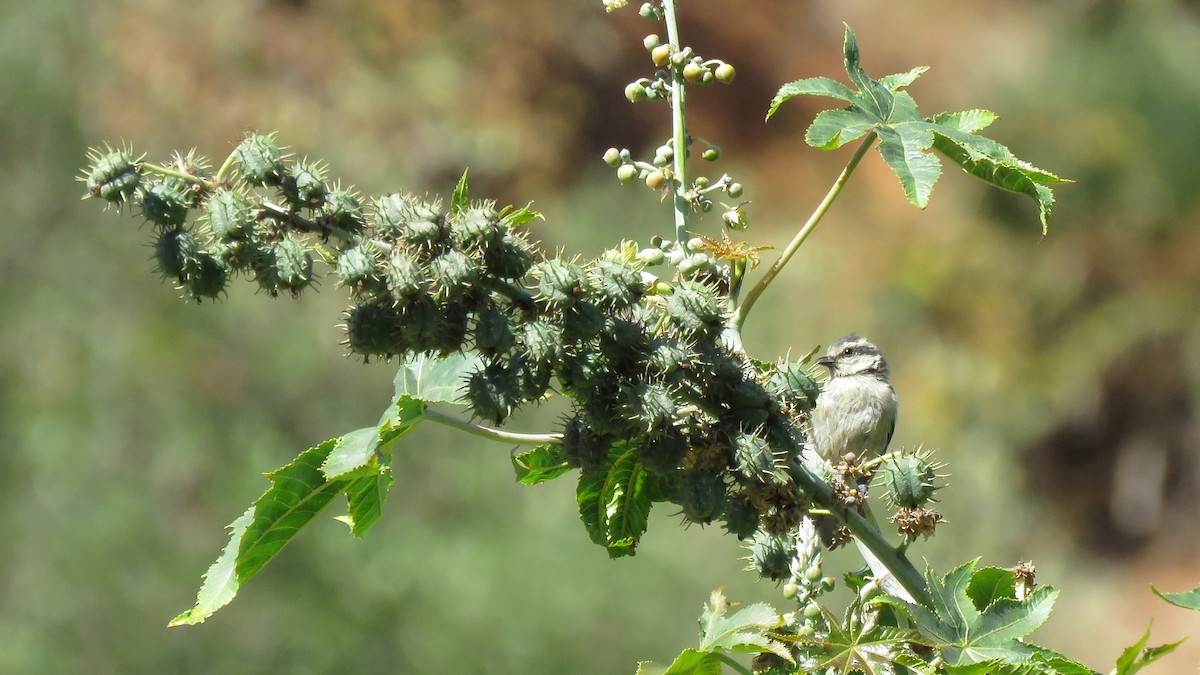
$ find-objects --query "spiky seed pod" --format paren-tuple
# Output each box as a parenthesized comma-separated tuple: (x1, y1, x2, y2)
(140, 181, 192, 228)
(533, 258, 585, 308)
(561, 413, 611, 471)
(891, 506, 944, 539)
(880, 453, 940, 509)
(645, 338, 693, 383)
(433, 300, 471, 356)
(518, 319, 562, 366)
(679, 470, 725, 524)
(511, 351, 553, 401)
(464, 361, 521, 425)
(749, 529, 794, 581)
(767, 361, 820, 414)
(269, 236, 314, 292)
(627, 382, 677, 431)
(637, 425, 688, 475)
(428, 248, 479, 299)
(384, 248, 427, 304)
(599, 315, 652, 368)
(85, 146, 141, 204)
(733, 431, 784, 484)
(181, 254, 229, 302)
(399, 296, 445, 352)
(722, 492, 760, 540)
(372, 197, 448, 251)
(335, 242, 380, 291)
(281, 160, 327, 210)
(451, 205, 502, 252)
(371, 194, 407, 239)
(484, 232, 536, 280)
(726, 379, 776, 429)
(344, 301, 400, 358)
(556, 348, 606, 396)
(590, 259, 645, 308)
(204, 189, 255, 241)
(234, 133, 286, 186)
(582, 383, 633, 438)
(155, 228, 201, 279)
(561, 301, 605, 344)
(322, 188, 365, 234)
(665, 280, 725, 335)
(473, 304, 516, 357)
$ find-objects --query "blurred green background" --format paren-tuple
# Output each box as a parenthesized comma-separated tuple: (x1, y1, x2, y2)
(3, 0, 1199, 672)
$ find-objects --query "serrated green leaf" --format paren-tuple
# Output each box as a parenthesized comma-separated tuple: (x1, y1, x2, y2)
(499, 201, 543, 227)
(695, 589, 791, 663)
(876, 123, 941, 208)
(450, 167, 469, 215)
(168, 507, 255, 626)
(879, 66, 930, 91)
(1115, 622, 1187, 675)
(343, 470, 393, 537)
(932, 110, 998, 133)
(636, 649, 722, 675)
(236, 441, 352, 581)
(1151, 584, 1200, 610)
(767, 76, 854, 120)
(320, 426, 380, 480)
(513, 444, 571, 485)
(843, 24, 895, 121)
(576, 444, 654, 558)
(966, 567, 1017, 610)
(806, 108, 877, 150)
(393, 352, 484, 404)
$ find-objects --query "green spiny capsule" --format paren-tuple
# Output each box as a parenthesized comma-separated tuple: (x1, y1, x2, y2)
(591, 259, 644, 308)
(512, 351, 553, 401)
(628, 382, 677, 431)
(154, 228, 200, 279)
(561, 301, 605, 344)
(484, 232, 536, 280)
(323, 188, 365, 234)
(518, 319, 563, 366)
(429, 248, 478, 298)
(214, 237, 264, 273)
(533, 258, 584, 308)
(722, 492, 760, 540)
(345, 301, 401, 359)
(399, 296, 445, 352)
(679, 470, 724, 524)
(140, 181, 192, 228)
(666, 280, 725, 334)
(371, 194, 406, 238)
(725, 380, 775, 429)
(204, 189, 255, 240)
(270, 236, 314, 292)
(384, 248, 427, 303)
(395, 201, 448, 251)
(599, 315, 651, 367)
(233, 133, 286, 186)
(452, 205, 502, 252)
(282, 160, 327, 210)
(473, 304, 516, 357)
(637, 425, 688, 475)
(181, 254, 229, 302)
(561, 413, 610, 471)
(880, 453, 939, 509)
(85, 146, 141, 204)
(555, 348, 604, 396)
(645, 338, 692, 382)
(465, 361, 521, 425)
(767, 361, 820, 413)
(749, 530, 793, 582)
(433, 299, 471, 356)
(733, 432, 783, 485)
(335, 242, 379, 291)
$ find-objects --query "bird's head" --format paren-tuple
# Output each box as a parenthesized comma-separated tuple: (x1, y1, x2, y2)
(816, 333, 889, 379)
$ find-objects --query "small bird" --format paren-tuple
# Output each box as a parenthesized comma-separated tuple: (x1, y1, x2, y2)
(810, 333, 897, 462)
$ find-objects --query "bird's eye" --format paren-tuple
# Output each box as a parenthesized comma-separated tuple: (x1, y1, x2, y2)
(842, 347, 854, 356)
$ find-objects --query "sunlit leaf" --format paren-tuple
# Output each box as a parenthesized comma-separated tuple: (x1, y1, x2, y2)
(513, 444, 571, 485)
(1151, 584, 1200, 610)
(450, 167, 469, 215)
(393, 352, 484, 404)
(576, 444, 654, 558)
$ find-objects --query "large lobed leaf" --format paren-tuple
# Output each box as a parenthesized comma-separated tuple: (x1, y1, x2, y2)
(768, 24, 1070, 231)
(576, 444, 656, 558)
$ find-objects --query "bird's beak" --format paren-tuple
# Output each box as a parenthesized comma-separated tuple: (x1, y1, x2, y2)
(816, 355, 835, 369)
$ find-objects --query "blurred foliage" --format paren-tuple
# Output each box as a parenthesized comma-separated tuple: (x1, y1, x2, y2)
(3, 0, 1199, 672)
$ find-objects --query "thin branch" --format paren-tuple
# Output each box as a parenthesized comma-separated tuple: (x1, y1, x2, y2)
(732, 133, 877, 330)
(423, 406, 562, 446)
(661, 0, 692, 246)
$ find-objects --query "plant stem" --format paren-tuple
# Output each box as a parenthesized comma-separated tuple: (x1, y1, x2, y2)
(731, 132, 877, 330)
(214, 148, 239, 183)
(423, 407, 562, 446)
(661, 0, 691, 246)
(142, 162, 206, 185)
(714, 653, 753, 675)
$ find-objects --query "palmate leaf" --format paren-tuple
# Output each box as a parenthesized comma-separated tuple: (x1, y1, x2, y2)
(768, 24, 1069, 231)
(697, 589, 791, 662)
(576, 443, 655, 558)
(1113, 622, 1187, 675)
(635, 649, 722, 675)
(885, 560, 1060, 668)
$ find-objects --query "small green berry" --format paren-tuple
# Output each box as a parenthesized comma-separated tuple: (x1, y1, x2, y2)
(643, 34, 660, 50)
(702, 146, 720, 161)
(682, 63, 703, 82)
(624, 82, 647, 103)
(727, 182, 744, 198)
(645, 170, 667, 190)
(803, 603, 821, 620)
(616, 164, 638, 184)
(714, 63, 736, 84)
(651, 45, 673, 67)
(603, 147, 622, 167)
(638, 2, 657, 19)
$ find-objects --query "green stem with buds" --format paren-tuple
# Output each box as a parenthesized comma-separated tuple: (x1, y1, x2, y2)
(142, 162, 206, 185)
(424, 407, 562, 446)
(661, 0, 692, 246)
(731, 132, 877, 330)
